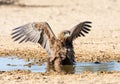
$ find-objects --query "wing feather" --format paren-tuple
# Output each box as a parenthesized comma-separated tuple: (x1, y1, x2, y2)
(11, 22, 56, 55)
(69, 21, 92, 40)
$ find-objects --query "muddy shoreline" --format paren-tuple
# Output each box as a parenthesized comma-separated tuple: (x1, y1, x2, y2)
(0, 48, 120, 62)
(0, 70, 120, 84)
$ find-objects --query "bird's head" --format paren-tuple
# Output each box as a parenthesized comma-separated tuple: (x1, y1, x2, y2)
(58, 30, 70, 40)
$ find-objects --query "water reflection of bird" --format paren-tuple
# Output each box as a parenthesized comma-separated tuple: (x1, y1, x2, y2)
(11, 21, 92, 72)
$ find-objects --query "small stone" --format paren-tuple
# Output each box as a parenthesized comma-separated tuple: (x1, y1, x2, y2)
(94, 61, 101, 64)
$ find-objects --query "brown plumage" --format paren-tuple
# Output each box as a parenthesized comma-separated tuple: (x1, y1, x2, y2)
(11, 21, 92, 71)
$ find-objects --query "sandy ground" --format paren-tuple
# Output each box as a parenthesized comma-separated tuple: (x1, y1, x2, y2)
(0, 0, 120, 84)
(0, 70, 120, 84)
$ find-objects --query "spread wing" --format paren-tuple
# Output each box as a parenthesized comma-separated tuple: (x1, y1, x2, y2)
(68, 21, 92, 41)
(11, 22, 56, 55)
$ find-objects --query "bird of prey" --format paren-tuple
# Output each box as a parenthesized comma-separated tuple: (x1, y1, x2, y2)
(11, 21, 92, 71)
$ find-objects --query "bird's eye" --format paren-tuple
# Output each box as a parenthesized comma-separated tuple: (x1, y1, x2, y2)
(63, 32, 66, 35)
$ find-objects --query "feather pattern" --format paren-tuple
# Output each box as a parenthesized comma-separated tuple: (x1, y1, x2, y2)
(11, 22, 56, 55)
(68, 21, 92, 41)
(11, 21, 92, 66)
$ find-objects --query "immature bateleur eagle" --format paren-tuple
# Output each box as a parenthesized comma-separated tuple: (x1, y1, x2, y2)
(11, 21, 92, 71)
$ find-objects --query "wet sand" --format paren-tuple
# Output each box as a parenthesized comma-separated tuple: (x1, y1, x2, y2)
(0, 70, 120, 84)
(0, 0, 120, 83)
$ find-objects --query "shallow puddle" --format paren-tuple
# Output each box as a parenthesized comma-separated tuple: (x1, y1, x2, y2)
(0, 56, 120, 74)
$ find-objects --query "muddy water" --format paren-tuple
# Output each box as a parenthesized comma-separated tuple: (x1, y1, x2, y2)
(0, 56, 46, 72)
(0, 56, 120, 74)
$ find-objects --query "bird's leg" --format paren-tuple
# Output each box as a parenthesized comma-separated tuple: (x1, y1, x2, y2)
(54, 57, 62, 72)
(46, 54, 63, 72)
(46, 56, 56, 71)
